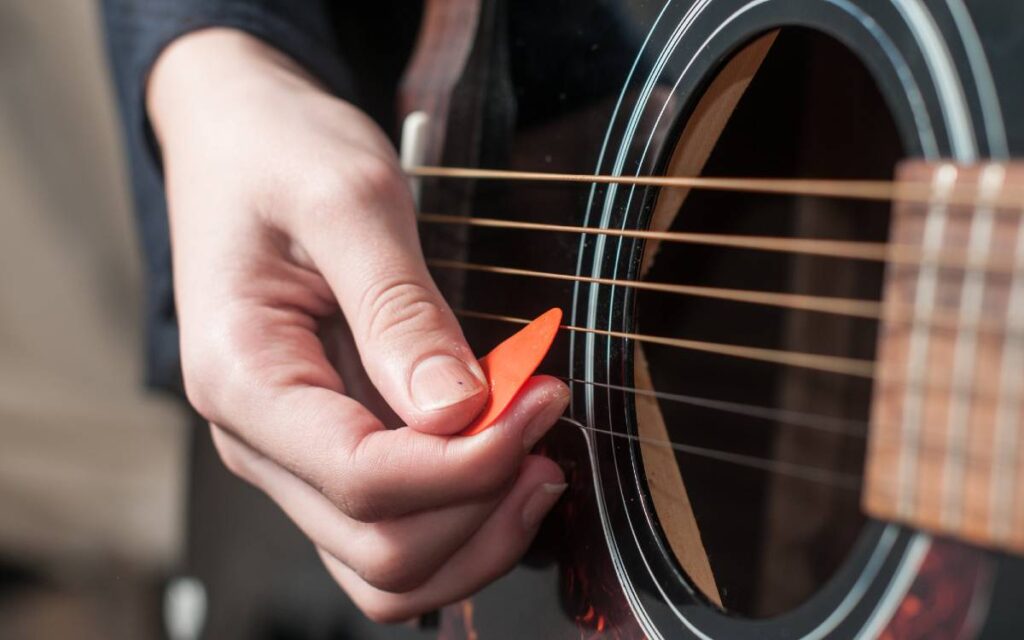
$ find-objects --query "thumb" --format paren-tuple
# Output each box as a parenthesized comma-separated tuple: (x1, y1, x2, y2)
(297, 158, 487, 434)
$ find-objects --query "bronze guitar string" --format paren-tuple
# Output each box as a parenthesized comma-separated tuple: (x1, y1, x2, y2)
(435, 257, 1020, 488)
(428, 257, 1019, 334)
(458, 308, 1014, 400)
(458, 309, 1022, 468)
(407, 164, 1024, 209)
(419, 212, 1021, 274)
(456, 308, 875, 378)
(410, 165, 1024, 493)
(429, 258, 883, 319)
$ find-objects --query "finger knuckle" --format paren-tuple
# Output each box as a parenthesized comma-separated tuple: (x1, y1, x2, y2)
(476, 456, 518, 496)
(449, 440, 519, 498)
(359, 279, 445, 345)
(214, 438, 251, 481)
(325, 472, 388, 523)
(180, 320, 264, 424)
(357, 540, 425, 593)
(180, 348, 225, 421)
(317, 424, 398, 523)
(346, 155, 405, 205)
(340, 492, 388, 524)
(303, 156, 404, 222)
(354, 597, 411, 625)
(301, 178, 347, 226)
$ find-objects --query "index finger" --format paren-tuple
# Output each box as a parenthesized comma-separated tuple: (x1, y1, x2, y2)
(225, 373, 569, 522)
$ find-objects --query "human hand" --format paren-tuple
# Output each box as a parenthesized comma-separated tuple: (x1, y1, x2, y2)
(147, 28, 568, 622)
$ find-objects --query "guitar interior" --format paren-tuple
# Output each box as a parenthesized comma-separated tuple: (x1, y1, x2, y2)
(637, 28, 902, 618)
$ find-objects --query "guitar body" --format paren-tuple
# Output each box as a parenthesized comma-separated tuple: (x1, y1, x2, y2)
(403, 1, 1024, 637)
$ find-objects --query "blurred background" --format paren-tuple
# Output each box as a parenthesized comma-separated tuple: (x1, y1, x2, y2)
(0, 0, 189, 636)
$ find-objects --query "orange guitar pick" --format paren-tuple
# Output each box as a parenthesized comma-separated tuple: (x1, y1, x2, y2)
(460, 308, 563, 436)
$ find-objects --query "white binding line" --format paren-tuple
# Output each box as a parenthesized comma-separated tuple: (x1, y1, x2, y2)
(896, 164, 958, 519)
(892, 0, 975, 160)
(943, 0, 1008, 159)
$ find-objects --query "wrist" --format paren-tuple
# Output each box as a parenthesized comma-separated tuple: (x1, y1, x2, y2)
(147, 28, 321, 147)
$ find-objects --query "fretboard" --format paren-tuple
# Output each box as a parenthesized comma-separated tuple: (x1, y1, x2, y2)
(864, 160, 1024, 553)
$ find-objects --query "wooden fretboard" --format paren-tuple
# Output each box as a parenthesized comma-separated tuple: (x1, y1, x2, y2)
(864, 161, 1024, 553)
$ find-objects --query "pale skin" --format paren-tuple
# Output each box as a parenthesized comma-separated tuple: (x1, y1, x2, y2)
(148, 28, 570, 622)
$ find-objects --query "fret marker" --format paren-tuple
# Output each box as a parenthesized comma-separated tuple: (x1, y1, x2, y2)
(461, 308, 562, 436)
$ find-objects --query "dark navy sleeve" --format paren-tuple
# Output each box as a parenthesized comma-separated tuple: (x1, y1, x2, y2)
(100, 0, 356, 392)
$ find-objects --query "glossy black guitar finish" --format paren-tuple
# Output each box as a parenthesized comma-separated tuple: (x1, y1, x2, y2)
(414, 1, 1024, 637)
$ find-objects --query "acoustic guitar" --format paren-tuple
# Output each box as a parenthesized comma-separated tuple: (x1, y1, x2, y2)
(396, 1, 1024, 637)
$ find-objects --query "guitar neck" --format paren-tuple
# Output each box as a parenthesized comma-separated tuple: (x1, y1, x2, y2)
(864, 160, 1024, 553)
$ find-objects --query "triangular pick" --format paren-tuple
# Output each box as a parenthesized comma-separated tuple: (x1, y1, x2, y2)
(461, 308, 563, 436)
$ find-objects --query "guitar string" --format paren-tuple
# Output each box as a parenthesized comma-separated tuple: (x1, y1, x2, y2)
(551, 384, 1020, 493)
(456, 308, 875, 378)
(407, 165, 1024, 209)
(418, 213, 1021, 274)
(558, 410, 1020, 515)
(555, 416, 863, 490)
(557, 416, 1024, 517)
(428, 258, 1019, 335)
(436, 249, 1021, 482)
(555, 376, 868, 436)
(455, 290, 1014, 488)
(430, 257, 882, 319)
(459, 309, 1012, 402)
(410, 166, 1024, 504)
(552, 376, 1015, 464)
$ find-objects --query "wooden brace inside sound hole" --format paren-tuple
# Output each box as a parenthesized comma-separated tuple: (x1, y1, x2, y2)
(635, 30, 777, 607)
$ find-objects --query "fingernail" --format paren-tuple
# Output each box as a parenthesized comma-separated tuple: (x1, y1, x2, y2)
(409, 355, 486, 412)
(522, 482, 567, 530)
(522, 387, 570, 451)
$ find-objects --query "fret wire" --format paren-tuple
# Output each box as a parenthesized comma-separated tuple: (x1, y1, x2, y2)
(893, 165, 958, 520)
(871, 482, 1024, 522)
(940, 165, 1005, 530)
(990, 203, 1024, 542)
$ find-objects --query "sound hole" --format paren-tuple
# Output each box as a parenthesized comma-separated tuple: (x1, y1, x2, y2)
(636, 28, 903, 618)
